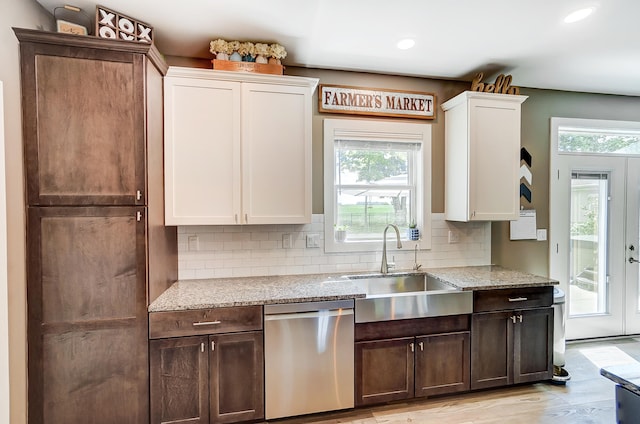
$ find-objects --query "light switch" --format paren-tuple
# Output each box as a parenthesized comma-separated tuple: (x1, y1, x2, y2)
(537, 229, 547, 241)
(448, 230, 460, 244)
(306, 234, 320, 248)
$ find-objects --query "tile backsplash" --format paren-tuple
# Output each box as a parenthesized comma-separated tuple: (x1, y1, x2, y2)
(177, 214, 491, 280)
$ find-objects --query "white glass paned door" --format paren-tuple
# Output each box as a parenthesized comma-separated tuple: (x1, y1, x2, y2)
(551, 118, 640, 339)
(625, 158, 640, 334)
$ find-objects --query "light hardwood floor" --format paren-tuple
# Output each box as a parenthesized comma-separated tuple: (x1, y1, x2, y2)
(267, 337, 640, 423)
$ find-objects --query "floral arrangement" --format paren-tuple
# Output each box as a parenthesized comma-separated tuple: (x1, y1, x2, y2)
(237, 41, 255, 58)
(209, 38, 287, 64)
(254, 42, 269, 57)
(268, 43, 287, 60)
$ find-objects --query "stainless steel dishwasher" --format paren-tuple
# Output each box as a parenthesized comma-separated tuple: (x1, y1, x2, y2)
(264, 299, 354, 420)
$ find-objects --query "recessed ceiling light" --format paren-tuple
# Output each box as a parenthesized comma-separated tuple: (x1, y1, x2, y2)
(564, 7, 595, 23)
(397, 39, 415, 50)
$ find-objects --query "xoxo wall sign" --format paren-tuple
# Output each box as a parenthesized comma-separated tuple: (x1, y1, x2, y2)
(95, 5, 153, 43)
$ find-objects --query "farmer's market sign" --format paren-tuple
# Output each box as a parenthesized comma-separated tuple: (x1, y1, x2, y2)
(319, 85, 435, 120)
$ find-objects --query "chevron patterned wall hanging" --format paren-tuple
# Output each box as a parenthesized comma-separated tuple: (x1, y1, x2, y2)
(520, 147, 532, 203)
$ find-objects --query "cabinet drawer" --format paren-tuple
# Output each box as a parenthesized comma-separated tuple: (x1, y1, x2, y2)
(149, 305, 262, 339)
(474, 287, 553, 312)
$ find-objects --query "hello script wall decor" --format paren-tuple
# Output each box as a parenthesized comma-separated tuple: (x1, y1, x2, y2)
(319, 85, 436, 120)
(95, 5, 153, 43)
(471, 73, 521, 95)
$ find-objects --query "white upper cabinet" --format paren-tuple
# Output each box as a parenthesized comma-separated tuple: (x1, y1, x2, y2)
(442, 91, 527, 222)
(164, 67, 318, 225)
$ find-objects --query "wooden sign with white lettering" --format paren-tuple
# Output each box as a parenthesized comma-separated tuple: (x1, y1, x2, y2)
(95, 5, 153, 43)
(319, 85, 436, 120)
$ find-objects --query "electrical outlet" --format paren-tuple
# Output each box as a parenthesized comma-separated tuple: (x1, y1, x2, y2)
(537, 229, 548, 241)
(187, 235, 199, 251)
(448, 230, 460, 244)
(282, 233, 292, 249)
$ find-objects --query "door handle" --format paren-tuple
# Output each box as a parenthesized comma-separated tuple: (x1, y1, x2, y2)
(630, 257, 640, 264)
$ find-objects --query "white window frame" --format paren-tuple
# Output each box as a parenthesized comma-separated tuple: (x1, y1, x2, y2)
(323, 118, 431, 253)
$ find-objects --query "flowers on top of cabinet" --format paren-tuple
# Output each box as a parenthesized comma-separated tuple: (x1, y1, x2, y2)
(209, 38, 232, 61)
(238, 41, 256, 62)
(254, 42, 269, 63)
(268, 43, 287, 65)
(209, 38, 287, 63)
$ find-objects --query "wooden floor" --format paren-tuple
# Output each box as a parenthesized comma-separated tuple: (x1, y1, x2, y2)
(266, 337, 640, 423)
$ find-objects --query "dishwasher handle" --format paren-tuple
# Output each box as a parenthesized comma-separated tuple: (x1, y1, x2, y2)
(264, 299, 354, 315)
(264, 308, 353, 321)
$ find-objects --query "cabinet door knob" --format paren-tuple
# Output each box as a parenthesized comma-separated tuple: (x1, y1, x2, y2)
(211, 341, 215, 351)
(518, 315, 523, 323)
(510, 316, 517, 323)
(418, 341, 424, 351)
(200, 342, 205, 353)
(409, 342, 414, 352)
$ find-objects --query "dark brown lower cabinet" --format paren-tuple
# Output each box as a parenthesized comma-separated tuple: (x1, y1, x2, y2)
(471, 307, 553, 390)
(150, 331, 264, 424)
(355, 330, 470, 406)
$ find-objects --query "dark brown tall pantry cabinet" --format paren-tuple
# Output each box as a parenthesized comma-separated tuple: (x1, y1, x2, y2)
(14, 28, 177, 423)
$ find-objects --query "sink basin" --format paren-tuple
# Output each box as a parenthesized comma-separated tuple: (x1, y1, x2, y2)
(349, 273, 456, 295)
(347, 273, 473, 323)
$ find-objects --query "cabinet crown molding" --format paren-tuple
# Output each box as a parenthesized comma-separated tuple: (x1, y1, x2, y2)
(441, 90, 528, 111)
(166, 66, 319, 91)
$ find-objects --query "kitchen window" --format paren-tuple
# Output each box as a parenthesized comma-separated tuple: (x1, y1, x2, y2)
(324, 118, 431, 253)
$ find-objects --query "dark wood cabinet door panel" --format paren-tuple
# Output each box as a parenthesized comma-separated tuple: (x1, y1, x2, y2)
(415, 332, 470, 397)
(27, 206, 148, 424)
(514, 307, 554, 384)
(355, 337, 414, 406)
(210, 332, 264, 423)
(36, 208, 141, 323)
(471, 311, 513, 390)
(40, 327, 146, 424)
(150, 336, 209, 424)
(20, 41, 145, 206)
(28, 207, 145, 325)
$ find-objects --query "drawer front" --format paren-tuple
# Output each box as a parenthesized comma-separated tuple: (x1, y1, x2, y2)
(474, 287, 553, 312)
(149, 305, 263, 339)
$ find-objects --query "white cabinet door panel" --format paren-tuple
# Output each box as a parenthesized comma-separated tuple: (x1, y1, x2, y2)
(164, 78, 241, 225)
(242, 84, 311, 224)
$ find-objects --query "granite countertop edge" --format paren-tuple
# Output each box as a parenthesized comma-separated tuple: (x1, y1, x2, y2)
(149, 265, 559, 313)
(600, 363, 640, 395)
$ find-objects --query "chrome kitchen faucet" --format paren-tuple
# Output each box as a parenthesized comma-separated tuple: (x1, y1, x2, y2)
(381, 224, 402, 274)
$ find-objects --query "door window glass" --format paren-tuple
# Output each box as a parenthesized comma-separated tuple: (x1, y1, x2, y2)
(570, 172, 609, 316)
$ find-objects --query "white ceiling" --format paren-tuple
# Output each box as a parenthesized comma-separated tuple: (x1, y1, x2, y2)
(36, 0, 640, 96)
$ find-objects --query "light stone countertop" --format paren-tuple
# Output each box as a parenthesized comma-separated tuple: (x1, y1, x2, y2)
(148, 273, 366, 312)
(148, 265, 558, 312)
(425, 265, 559, 291)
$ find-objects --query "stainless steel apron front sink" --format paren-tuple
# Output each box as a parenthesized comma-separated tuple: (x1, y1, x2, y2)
(348, 273, 473, 323)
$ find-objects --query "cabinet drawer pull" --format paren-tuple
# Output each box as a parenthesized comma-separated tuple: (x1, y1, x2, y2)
(508, 297, 528, 302)
(192, 320, 222, 327)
